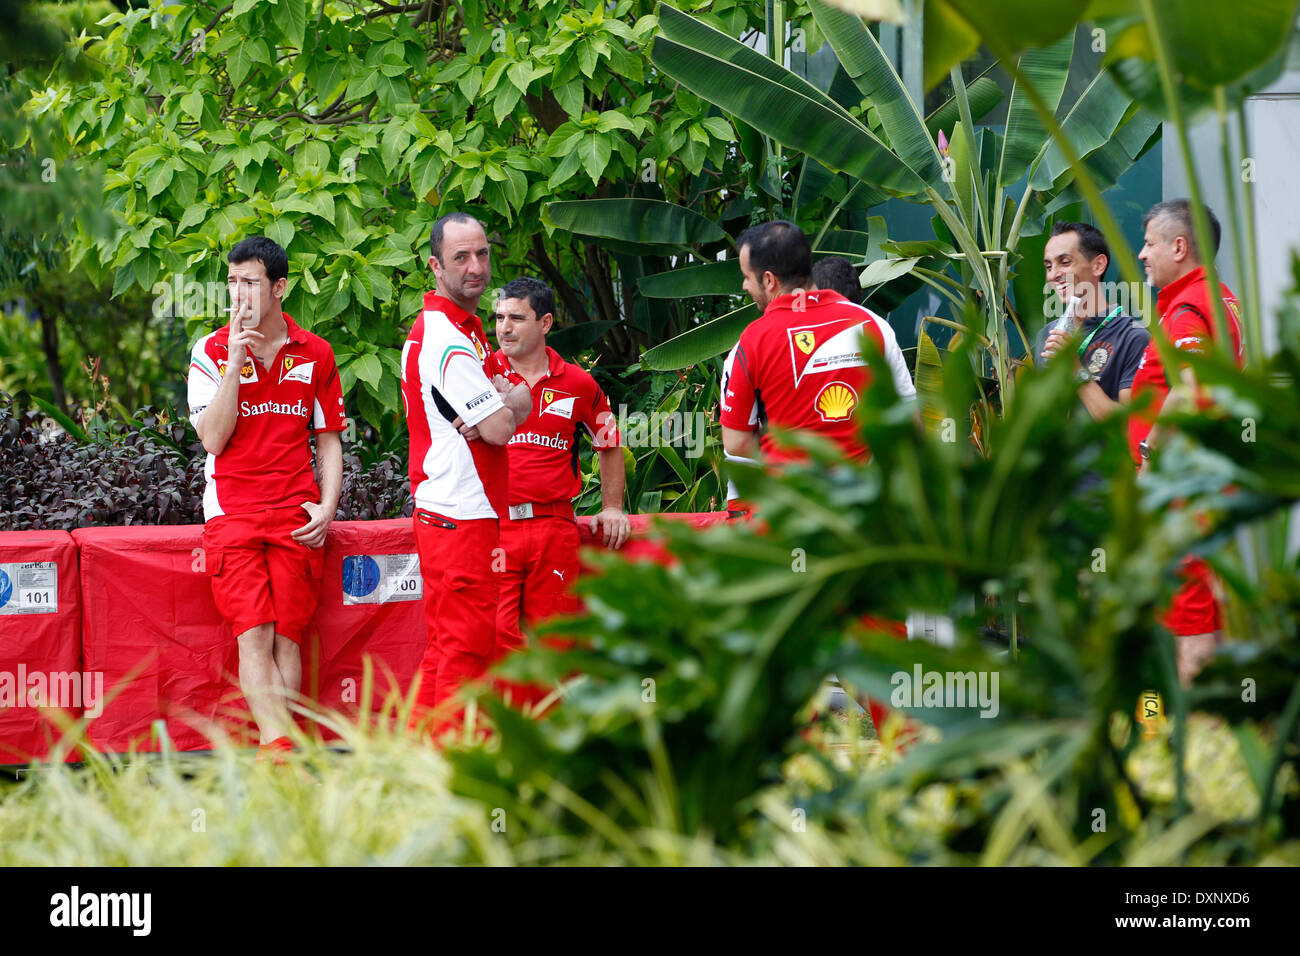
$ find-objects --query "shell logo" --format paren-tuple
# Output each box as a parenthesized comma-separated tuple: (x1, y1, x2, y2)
(815, 382, 858, 421)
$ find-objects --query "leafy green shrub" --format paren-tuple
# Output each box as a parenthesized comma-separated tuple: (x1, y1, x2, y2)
(445, 294, 1300, 860)
(0, 393, 411, 529)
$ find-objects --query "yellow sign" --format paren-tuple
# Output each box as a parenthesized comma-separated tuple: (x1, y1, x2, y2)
(795, 331, 816, 355)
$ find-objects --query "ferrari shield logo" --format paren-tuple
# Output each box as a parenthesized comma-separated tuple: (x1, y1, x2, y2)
(795, 331, 816, 355)
(543, 389, 554, 405)
(284, 356, 294, 371)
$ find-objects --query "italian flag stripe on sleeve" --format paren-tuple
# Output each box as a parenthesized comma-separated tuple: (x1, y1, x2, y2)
(191, 353, 221, 385)
(439, 343, 479, 386)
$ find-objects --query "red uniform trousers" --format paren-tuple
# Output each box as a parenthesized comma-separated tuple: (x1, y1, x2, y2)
(410, 510, 502, 726)
(495, 513, 581, 710)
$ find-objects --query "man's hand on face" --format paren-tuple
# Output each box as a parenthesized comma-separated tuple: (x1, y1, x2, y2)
(227, 305, 265, 365)
(292, 500, 332, 549)
(592, 507, 631, 550)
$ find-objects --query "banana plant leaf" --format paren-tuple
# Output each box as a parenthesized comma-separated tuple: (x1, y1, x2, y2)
(810, 0, 948, 189)
(651, 5, 926, 197)
(547, 198, 727, 250)
(641, 302, 759, 370)
(638, 260, 742, 298)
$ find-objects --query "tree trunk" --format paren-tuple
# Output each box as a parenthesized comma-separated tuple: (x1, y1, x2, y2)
(38, 311, 67, 413)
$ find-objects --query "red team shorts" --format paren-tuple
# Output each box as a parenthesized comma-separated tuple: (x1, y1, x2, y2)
(411, 510, 503, 716)
(202, 505, 325, 643)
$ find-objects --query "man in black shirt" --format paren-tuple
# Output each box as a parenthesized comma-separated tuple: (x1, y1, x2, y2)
(1036, 222, 1149, 419)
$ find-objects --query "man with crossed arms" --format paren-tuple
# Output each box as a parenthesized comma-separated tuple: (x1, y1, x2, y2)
(401, 212, 530, 732)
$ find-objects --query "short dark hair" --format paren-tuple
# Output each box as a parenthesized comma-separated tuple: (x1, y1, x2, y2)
(737, 220, 812, 289)
(228, 236, 288, 282)
(810, 256, 862, 304)
(1143, 199, 1221, 261)
(430, 212, 484, 262)
(1049, 221, 1110, 265)
(497, 276, 555, 322)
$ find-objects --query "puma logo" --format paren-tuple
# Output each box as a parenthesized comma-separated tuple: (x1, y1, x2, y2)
(552, 569, 565, 581)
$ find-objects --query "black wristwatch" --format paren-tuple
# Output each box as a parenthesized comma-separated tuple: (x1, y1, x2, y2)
(1138, 439, 1152, 461)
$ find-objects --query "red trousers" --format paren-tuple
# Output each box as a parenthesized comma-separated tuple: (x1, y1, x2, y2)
(495, 516, 581, 710)
(410, 510, 502, 726)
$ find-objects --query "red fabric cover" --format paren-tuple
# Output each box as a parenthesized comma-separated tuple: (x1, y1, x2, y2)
(0, 531, 82, 763)
(72, 524, 255, 753)
(302, 519, 426, 734)
(1, 515, 727, 758)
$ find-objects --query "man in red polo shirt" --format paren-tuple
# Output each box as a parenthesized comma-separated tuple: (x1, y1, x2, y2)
(719, 220, 917, 743)
(401, 212, 530, 731)
(720, 220, 916, 464)
(1130, 200, 1245, 684)
(187, 235, 346, 758)
(487, 277, 629, 676)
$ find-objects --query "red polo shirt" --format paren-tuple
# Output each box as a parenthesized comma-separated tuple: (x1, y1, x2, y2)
(490, 346, 619, 505)
(1128, 266, 1244, 465)
(719, 289, 916, 463)
(187, 312, 347, 521)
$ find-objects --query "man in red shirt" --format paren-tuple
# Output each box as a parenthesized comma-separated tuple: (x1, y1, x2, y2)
(401, 212, 530, 732)
(487, 277, 629, 680)
(187, 235, 346, 758)
(1130, 199, 1245, 683)
(720, 220, 916, 464)
(719, 220, 917, 742)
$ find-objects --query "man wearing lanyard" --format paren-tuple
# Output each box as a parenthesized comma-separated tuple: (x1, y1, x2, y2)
(400, 212, 531, 733)
(1038, 222, 1149, 415)
(488, 277, 629, 697)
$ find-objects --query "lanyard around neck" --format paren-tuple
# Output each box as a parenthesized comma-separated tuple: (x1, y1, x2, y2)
(1077, 306, 1123, 358)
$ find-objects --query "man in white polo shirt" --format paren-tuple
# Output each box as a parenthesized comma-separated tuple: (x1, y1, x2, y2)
(187, 235, 346, 759)
(401, 212, 530, 733)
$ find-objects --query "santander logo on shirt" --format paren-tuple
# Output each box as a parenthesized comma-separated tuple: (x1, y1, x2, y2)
(240, 398, 309, 419)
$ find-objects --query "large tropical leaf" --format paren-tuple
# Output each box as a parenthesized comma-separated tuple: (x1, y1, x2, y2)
(638, 260, 741, 298)
(938, 0, 1090, 55)
(656, 3, 860, 125)
(814, 230, 874, 258)
(1094, 0, 1300, 92)
(1028, 68, 1137, 191)
(651, 8, 926, 197)
(995, 32, 1074, 193)
(641, 302, 758, 370)
(546, 199, 727, 248)
(810, 0, 947, 188)
(925, 74, 1005, 138)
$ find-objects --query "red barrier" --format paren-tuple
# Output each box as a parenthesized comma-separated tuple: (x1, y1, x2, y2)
(72, 525, 252, 753)
(1, 512, 731, 758)
(0, 530, 83, 763)
(303, 519, 426, 730)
